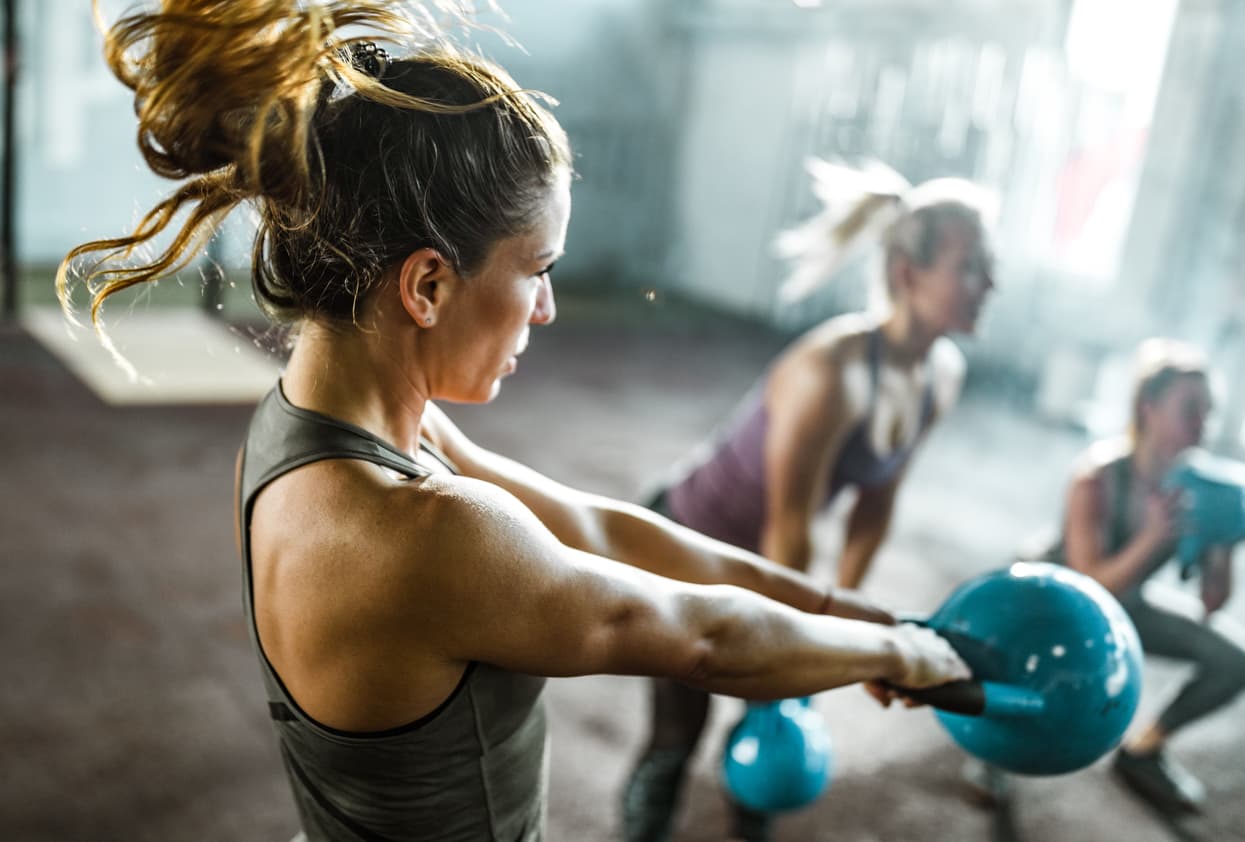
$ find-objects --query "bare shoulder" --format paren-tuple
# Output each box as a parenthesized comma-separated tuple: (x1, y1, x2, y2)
(774, 314, 874, 400)
(252, 461, 549, 647)
(248, 462, 542, 728)
(1073, 437, 1131, 484)
(1060, 439, 1131, 518)
(252, 459, 530, 598)
(251, 459, 449, 592)
(796, 312, 875, 362)
(395, 472, 551, 571)
(345, 469, 547, 592)
(786, 313, 876, 378)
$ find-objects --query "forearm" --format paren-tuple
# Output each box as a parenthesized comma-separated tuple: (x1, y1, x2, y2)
(1201, 546, 1233, 613)
(760, 516, 814, 574)
(756, 517, 894, 623)
(597, 501, 827, 614)
(679, 585, 901, 699)
(1077, 533, 1165, 594)
(835, 497, 893, 589)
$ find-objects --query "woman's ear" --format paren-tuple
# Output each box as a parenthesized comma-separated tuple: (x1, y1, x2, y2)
(1136, 395, 1160, 435)
(887, 252, 914, 298)
(396, 248, 456, 328)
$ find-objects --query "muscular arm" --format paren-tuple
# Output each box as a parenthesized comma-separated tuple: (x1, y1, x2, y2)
(759, 342, 858, 576)
(421, 402, 838, 617)
(409, 476, 963, 699)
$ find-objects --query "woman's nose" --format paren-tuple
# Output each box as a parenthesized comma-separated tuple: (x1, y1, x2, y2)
(531, 275, 556, 325)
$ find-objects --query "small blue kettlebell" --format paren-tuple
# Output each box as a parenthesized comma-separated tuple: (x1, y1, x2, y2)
(721, 696, 832, 813)
(1164, 453, 1245, 577)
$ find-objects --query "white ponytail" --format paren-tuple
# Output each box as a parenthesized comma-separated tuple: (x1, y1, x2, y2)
(773, 157, 910, 302)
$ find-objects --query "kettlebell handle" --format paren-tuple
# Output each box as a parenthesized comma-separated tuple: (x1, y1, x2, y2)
(890, 612, 1046, 718)
(896, 680, 1045, 718)
(897, 680, 985, 715)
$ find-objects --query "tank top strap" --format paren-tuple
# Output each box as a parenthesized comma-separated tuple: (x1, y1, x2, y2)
(241, 384, 430, 508)
(1105, 455, 1133, 554)
(917, 366, 938, 428)
(865, 325, 883, 408)
(417, 435, 461, 476)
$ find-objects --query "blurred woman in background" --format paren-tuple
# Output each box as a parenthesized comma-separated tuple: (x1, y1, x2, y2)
(1055, 338, 1245, 814)
(623, 159, 997, 842)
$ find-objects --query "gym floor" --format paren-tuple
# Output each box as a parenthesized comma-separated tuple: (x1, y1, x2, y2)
(2, 292, 1242, 841)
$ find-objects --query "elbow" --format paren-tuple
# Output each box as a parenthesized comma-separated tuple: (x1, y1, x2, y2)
(680, 638, 718, 686)
(673, 594, 772, 694)
(678, 636, 764, 698)
(672, 597, 734, 685)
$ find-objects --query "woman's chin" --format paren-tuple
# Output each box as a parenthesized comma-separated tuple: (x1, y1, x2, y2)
(956, 314, 983, 336)
(438, 380, 504, 405)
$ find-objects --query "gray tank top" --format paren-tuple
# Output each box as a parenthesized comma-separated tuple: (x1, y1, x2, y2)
(238, 384, 548, 841)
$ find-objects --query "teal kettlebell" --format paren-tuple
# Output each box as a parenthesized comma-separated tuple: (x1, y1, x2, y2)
(721, 696, 832, 813)
(901, 562, 1143, 775)
(1164, 453, 1245, 578)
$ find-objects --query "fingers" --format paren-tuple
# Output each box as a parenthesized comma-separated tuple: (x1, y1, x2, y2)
(892, 623, 972, 687)
(1158, 487, 1185, 507)
(864, 680, 936, 709)
(1145, 490, 1183, 540)
(863, 680, 894, 707)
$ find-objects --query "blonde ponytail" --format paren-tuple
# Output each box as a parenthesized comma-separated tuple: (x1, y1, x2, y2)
(773, 157, 909, 302)
(774, 158, 997, 305)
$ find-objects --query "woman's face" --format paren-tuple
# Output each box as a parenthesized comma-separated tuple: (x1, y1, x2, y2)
(1142, 374, 1212, 455)
(433, 173, 571, 403)
(903, 219, 994, 336)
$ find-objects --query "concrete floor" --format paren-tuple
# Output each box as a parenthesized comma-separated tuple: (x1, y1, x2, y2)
(2, 293, 1242, 841)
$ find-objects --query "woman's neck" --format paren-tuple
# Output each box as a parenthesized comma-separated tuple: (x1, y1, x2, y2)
(282, 319, 430, 455)
(1130, 436, 1180, 489)
(879, 308, 938, 369)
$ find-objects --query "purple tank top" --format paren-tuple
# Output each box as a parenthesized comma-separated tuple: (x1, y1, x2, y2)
(664, 329, 935, 552)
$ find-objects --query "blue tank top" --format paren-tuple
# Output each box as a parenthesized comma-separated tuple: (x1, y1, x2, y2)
(238, 384, 548, 841)
(664, 328, 935, 552)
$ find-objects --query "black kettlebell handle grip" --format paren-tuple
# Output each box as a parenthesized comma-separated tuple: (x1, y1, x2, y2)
(893, 680, 987, 716)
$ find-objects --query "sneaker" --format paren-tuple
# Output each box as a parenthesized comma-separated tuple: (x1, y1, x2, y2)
(960, 758, 1011, 808)
(1112, 748, 1206, 814)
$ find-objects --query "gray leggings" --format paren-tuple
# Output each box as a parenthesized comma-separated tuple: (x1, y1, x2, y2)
(1121, 592, 1245, 734)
